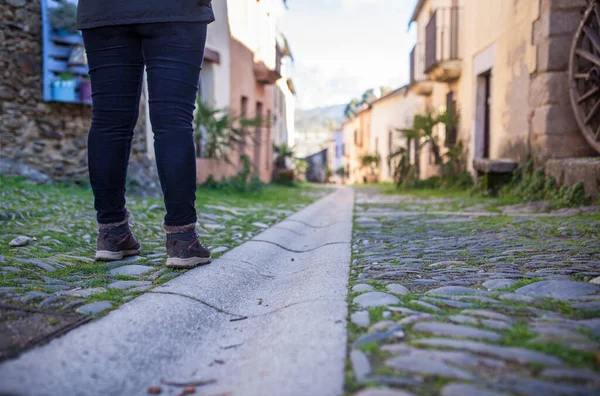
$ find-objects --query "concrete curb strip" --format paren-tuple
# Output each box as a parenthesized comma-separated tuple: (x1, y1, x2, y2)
(0, 188, 354, 396)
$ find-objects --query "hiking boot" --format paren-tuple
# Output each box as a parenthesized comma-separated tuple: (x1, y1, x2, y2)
(166, 233, 212, 269)
(95, 230, 141, 261)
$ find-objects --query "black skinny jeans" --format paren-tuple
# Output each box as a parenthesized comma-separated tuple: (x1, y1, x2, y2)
(82, 22, 207, 227)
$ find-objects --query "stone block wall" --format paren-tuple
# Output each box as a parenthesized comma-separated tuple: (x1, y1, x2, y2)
(545, 158, 600, 201)
(529, 0, 597, 166)
(0, 0, 149, 183)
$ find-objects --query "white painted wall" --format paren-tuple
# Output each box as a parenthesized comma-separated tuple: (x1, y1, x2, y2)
(275, 55, 296, 148)
(227, 0, 279, 69)
(370, 91, 425, 182)
(203, 0, 231, 110)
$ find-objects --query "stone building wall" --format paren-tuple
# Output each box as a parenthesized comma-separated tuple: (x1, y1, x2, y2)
(0, 0, 150, 185)
(529, 0, 597, 166)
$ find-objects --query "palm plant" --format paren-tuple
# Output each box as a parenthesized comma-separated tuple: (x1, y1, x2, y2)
(389, 108, 460, 188)
(273, 143, 295, 169)
(193, 98, 261, 162)
(389, 127, 420, 187)
(413, 109, 460, 165)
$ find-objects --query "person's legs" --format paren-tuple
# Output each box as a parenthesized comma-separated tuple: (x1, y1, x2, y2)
(82, 25, 144, 226)
(83, 25, 144, 261)
(141, 22, 208, 231)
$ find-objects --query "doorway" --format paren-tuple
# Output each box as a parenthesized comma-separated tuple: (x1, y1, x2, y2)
(476, 71, 492, 159)
(483, 72, 492, 158)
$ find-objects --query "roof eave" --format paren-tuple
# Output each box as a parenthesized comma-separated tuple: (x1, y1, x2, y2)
(409, 0, 426, 26)
(370, 85, 410, 106)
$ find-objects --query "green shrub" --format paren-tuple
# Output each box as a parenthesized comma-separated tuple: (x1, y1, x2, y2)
(202, 175, 219, 189)
(558, 182, 588, 207)
(199, 155, 264, 193)
(445, 171, 474, 189)
(498, 158, 590, 207)
(401, 175, 441, 190)
(273, 169, 296, 186)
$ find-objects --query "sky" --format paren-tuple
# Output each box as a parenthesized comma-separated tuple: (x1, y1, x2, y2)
(278, 0, 418, 110)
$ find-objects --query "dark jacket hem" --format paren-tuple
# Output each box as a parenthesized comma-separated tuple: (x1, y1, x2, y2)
(77, 14, 215, 30)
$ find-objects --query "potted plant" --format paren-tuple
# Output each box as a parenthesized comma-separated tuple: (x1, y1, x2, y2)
(360, 153, 381, 184)
(50, 0, 78, 36)
(52, 71, 77, 102)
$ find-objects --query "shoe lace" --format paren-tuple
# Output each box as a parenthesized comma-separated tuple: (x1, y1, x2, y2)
(188, 234, 207, 250)
(117, 231, 133, 245)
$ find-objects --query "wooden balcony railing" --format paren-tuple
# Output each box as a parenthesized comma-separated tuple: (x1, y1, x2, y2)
(410, 42, 428, 85)
(425, 7, 461, 73)
(410, 46, 416, 85)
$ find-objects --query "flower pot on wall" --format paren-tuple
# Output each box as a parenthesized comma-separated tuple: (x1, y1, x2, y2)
(272, 168, 295, 183)
(54, 28, 71, 37)
(365, 174, 379, 184)
(51, 79, 76, 102)
(80, 79, 92, 104)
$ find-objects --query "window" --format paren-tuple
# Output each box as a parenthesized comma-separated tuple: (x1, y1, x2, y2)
(241, 96, 248, 117)
(255, 101, 263, 169)
(199, 63, 215, 107)
(41, 0, 91, 104)
(475, 71, 492, 158)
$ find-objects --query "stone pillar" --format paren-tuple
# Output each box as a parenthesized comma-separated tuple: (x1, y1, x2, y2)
(529, 0, 596, 167)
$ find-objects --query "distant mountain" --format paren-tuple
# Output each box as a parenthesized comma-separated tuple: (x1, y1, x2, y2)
(295, 104, 345, 136)
(294, 104, 345, 157)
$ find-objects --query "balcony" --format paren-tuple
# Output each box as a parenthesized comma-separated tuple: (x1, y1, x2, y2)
(409, 44, 433, 96)
(254, 61, 281, 85)
(254, 44, 283, 85)
(424, 7, 462, 82)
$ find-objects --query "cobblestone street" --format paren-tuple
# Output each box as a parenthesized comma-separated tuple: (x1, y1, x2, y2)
(0, 178, 329, 360)
(348, 189, 600, 396)
(1, 184, 600, 395)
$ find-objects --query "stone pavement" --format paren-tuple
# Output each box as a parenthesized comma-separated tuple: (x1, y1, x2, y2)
(0, 180, 329, 360)
(0, 188, 353, 396)
(347, 189, 600, 396)
(2, 184, 600, 396)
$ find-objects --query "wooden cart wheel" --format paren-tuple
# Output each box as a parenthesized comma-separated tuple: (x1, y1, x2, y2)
(569, 0, 600, 154)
